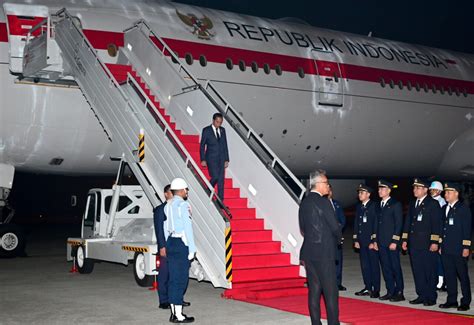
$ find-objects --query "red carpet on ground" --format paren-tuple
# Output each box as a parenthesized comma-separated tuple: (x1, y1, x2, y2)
(235, 294, 473, 324)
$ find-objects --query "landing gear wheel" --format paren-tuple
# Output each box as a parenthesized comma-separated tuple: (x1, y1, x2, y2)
(76, 245, 94, 274)
(133, 252, 153, 287)
(0, 224, 25, 258)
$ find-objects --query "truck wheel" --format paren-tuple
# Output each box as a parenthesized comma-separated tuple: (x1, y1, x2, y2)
(0, 224, 25, 258)
(133, 252, 153, 287)
(76, 245, 94, 274)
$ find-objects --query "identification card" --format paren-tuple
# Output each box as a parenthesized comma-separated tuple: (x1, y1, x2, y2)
(417, 213, 423, 222)
(449, 218, 454, 225)
(363, 216, 367, 223)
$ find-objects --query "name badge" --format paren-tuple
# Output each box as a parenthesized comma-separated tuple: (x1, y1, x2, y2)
(417, 213, 423, 222)
(449, 218, 454, 225)
(363, 216, 367, 223)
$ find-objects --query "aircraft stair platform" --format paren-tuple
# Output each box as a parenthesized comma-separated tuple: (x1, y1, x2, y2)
(22, 9, 309, 298)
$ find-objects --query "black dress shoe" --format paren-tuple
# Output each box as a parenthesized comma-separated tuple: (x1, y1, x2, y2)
(409, 297, 424, 305)
(182, 301, 191, 307)
(390, 293, 405, 302)
(160, 303, 171, 309)
(355, 289, 370, 296)
(439, 302, 458, 309)
(423, 301, 436, 306)
(370, 291, 380, 299)
(457, 305, 470, 311)
(338, 285, 347, 291)
(379, 293, 392, 301)
(171, 315, 195, 323)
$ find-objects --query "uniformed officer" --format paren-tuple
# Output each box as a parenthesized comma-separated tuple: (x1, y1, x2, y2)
(164, 178, 196, 323)
(439, 182, 472, 311)
(353, 184, 381, 298)
(402, 178, 442, 306)
(375, 180, 405, 302)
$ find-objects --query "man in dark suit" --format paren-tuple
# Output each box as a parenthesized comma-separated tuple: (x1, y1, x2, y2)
(402, 178, 442, 306)
(375, 179, 405, 302)
(354, 184, 381, 298)
(153, 184, 190, 310)
(439, 182, 472, 311)
(200, 113, 229, 201)
(328, 185, 347, 291)
(299, 169, 342, 325)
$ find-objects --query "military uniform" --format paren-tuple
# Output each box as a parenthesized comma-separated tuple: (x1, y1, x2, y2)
(376, 180, 404, 300)
(439, 183, 472, 310)
(402, 178, 442, 305)
(353, 185, 380, 296)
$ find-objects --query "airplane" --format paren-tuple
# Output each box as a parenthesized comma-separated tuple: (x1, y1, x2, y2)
(0, 0, 473, 199)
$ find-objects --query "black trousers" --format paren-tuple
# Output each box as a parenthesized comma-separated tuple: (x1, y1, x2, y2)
(409, 248, 438, 302)
(378, 246, 404, 295)
(441, 253, 471, 306)
(359, 245, 381, 292)
(336, 246, 343, 286)
(208, 159, 225, 201)
(305, 259, 339, 325)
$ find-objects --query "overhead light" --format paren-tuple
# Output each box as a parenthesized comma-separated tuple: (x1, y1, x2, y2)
(49, 157, 64, 165)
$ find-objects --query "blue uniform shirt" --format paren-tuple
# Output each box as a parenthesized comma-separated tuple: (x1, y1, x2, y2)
(164, 196, 196, 254)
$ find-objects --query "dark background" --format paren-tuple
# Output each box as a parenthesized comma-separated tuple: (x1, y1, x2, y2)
(175, 0, 474, 54)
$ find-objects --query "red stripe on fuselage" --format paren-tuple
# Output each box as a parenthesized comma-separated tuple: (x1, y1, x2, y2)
(0, 22, 7, 42)
(1, 24, 472, 94)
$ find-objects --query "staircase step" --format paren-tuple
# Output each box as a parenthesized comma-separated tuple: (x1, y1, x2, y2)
(230, 219, 264, 231)
(232, 265, 300, 283)
(224, 188, 240, 198)
(163, 115, 172, 124)
(225, 198, 248, 208)
(232, 230, 273, 243)
(229, 208, 256, 219)
(230, 277, 306, 290)
(250, 286, 308, 300)
(183, 142, 200, 152)
(232, 252, 289, 268)
(232, 241, 280, 255)
(178, 134, 200, 143)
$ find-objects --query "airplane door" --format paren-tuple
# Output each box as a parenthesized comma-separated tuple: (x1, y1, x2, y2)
(312, 50, 344, 107)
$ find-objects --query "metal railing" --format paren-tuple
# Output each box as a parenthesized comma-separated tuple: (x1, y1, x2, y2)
(128, 20, 307, 203)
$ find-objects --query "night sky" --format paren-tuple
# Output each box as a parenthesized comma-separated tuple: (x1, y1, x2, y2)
(175, 0, 474, 54)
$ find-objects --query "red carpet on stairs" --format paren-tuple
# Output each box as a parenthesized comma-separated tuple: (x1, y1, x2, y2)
(236, 294, 473, 324)
(106, 62, 307, 300)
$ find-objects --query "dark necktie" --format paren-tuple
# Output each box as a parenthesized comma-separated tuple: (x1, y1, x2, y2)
(216, 128, 221, 141)
(381, 201, 385, 208)
(415, 200, 420, 209)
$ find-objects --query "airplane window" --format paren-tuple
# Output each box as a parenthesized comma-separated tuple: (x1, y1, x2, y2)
(432, 84, 437, 94)
(423, 83, 429, 92)
(298, 67, 305, 78)
(275, 64, 282, 76)
(455, 88, 460, 96)
(406, 81, 412, 90)
(440, 86, 445, 94)
(389, 80, 395, 89)
(107, 43, 118, 57)
(398, 81, 403, 90)
(226, 58, 233, 70)
(185, 53, 193, 65)
(415, 82, 420, 91)
(380, 78, 386, 87)
(463, 88, 468, 97)
(239, 60, 246, 72)
(171, 51, 179, 64)
(251, 61, 259, 73)
(448, 87, 452, 95)
(199, 55, 207, 67)
(263, 63, 271, 74)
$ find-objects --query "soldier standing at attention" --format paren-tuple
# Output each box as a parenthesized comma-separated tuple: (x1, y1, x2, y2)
(353, 184, 381, 298)
(375, 180, 405, 302)
(439, 182, 472, 311)
(402, 178, 442, 307)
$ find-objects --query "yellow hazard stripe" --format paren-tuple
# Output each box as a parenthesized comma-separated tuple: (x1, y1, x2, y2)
(225, 227, 232, 282)
(139, 132, 145, 162)
(67, 240, 84, 246)
(122, 246, 149, 253)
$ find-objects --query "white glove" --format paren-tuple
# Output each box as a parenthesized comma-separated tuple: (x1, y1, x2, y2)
(188, 252, 195, 261)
